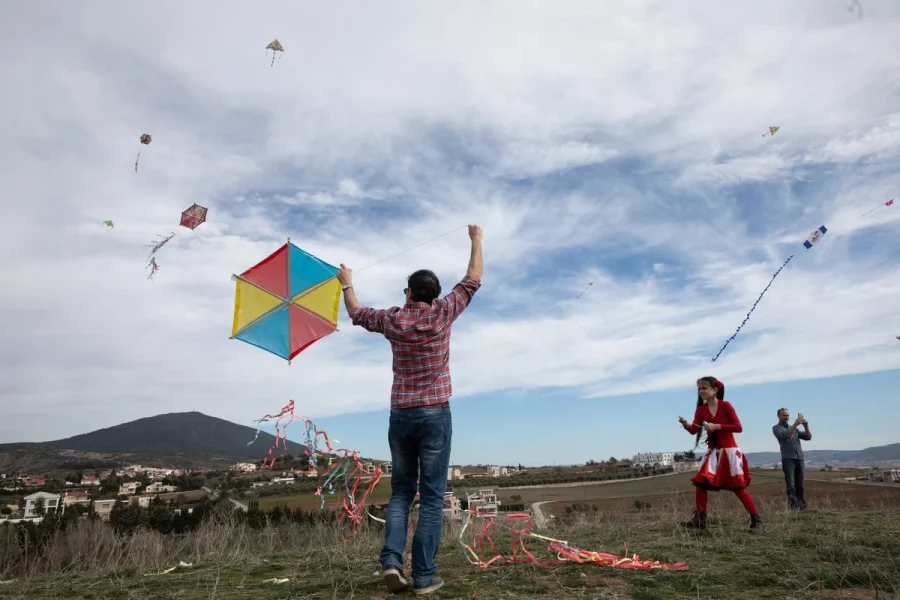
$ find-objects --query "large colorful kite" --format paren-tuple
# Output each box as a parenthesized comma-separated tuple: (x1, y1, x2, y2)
(230, 239, 342, 363)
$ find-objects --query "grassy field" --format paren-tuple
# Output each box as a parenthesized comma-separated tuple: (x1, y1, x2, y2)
(2, 473, 899, 599)
(257, 483, 393, 511)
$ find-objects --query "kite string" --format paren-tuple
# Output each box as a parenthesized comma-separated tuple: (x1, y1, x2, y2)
(355, 225, 468, 273)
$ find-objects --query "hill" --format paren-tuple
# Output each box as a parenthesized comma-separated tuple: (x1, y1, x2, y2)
(745, 442, 900, 467)
(0, 411, 308, 472)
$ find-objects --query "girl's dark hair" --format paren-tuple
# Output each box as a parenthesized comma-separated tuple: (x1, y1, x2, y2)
(694, 376, 725, 448)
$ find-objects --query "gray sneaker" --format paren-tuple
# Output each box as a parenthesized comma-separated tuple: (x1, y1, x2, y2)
(382, 568, 409, 593)
(413, 576, 444, 595)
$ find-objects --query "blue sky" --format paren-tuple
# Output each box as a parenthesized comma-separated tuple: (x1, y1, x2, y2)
(1, 1, 899, 466)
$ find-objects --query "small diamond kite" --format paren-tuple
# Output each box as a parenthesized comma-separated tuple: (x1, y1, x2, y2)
(102, 220, 114, 228)
(180, 203, 208, 230)
(266, 39, 284, 67)
(230, 239, 342, 363)
(135, 133, 152, 173)
(762, 126, 780, 137)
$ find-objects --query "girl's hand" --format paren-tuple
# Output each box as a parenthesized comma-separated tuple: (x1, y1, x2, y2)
(678, 416, 688, 426)
(704, 422, 720, 432)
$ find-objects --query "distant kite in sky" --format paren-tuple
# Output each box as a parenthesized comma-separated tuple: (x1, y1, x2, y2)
(135, 133, 152, 173)
(102, 220, 114, 229)
(230, 239, 342, 363)
(762, 126, 780, 137)
(575, 282, 593, 300)
(803, 225, 827, 249)
(180, 203, 208, 230)
(266, 39, 284, 67)
(861, 199, 893, 217)
(712, 224, 829, 362)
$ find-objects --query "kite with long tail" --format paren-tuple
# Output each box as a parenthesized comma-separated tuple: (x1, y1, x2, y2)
(711, 226, 827, 362)
(861, 199, 893, 217)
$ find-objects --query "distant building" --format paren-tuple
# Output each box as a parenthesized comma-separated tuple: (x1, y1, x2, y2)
(380, 462, 392, 476)
(466, 489, 499, 516)
(443, 492, 462, 519)
(632, 452, 675, 469)
(486, 466, 508, 477)
(232, 462, 257, 472)
(145, 482, 177, 494)
(118, 482, 142, 496)
(93, 498, 117, 521)
(447, 467, 463, 481)
(61, 489, 91, 507)
(23, 492, 64, 519)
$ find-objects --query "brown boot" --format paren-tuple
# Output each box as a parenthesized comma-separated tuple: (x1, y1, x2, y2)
(679, 510, 707, 529)
(748, 513, 764, 534)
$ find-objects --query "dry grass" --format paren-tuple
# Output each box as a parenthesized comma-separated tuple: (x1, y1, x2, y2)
(0, 483, 899, 599)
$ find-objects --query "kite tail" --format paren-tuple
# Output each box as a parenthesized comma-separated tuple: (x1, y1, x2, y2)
(711, 255, 794, 362)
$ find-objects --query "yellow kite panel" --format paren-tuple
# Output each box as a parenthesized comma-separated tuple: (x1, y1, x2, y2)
(232, 280, 284, 336)
(291, 278, 341, 326)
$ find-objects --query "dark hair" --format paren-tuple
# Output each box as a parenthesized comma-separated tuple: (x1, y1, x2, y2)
(407, 269, 441, 304)
(777, 407, 788, 415)
(694, 376, 725, 448)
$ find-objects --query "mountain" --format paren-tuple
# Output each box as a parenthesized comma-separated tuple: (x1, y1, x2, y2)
(745, 443, 900, 467)
(0, 411, 308, 473)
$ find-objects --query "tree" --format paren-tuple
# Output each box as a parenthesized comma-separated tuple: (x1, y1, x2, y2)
(33, 497, 46, 517)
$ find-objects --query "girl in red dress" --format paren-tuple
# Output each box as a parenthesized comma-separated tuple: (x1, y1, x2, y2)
(678, 376, 763, 534)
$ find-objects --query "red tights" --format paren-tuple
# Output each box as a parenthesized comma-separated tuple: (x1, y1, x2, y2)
(696, 487, 757, 515)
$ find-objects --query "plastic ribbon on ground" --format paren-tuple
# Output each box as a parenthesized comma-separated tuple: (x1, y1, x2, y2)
(458, 509, 687, 571)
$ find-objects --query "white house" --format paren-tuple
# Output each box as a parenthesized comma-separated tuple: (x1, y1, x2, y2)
(486, 466, 508, 477)
(380, 462, 392, 475)
(447, 467, 463, 481)
(118, 482, 142, 496)
(23, 492, 64, 518)
(232, 462, 257, 472)
(631, 452, 675, 469)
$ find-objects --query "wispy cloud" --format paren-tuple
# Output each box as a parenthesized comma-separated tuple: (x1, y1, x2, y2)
(1, 1, 898, 460)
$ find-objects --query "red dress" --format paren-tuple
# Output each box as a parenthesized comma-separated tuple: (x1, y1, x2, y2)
(685, 400, 751, 491)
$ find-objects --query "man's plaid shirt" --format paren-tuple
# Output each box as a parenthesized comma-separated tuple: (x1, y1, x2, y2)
(351, 276, 481, 409)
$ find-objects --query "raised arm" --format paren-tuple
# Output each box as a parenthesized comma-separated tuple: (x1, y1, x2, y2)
(466, 224, 483, 281)
(799, 421, 811, 440)
(718, 402, 743, 433)
(337, 263, 386, 333)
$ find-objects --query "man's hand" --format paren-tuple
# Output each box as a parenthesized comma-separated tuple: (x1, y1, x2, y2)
(337, 264, 353, 287)
(468, 224, 482, 241)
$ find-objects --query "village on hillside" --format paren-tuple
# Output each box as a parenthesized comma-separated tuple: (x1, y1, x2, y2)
(4, 448, 896, 529)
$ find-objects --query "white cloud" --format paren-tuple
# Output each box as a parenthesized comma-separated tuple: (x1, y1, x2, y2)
(1, 1, 899, 462)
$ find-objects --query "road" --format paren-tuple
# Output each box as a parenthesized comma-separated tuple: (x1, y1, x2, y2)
(530, 501, 552, 530)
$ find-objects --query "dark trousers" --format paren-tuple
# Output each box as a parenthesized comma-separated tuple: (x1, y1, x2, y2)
(781, 458, 806, 509)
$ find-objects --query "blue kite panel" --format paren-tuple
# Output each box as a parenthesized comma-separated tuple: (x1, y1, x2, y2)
(288, 243, 339, 297)
(234, 306, 290, 359)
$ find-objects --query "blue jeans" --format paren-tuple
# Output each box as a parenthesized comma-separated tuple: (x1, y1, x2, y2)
(782, 458, 806, 509)
(379, 402, 452, 587)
